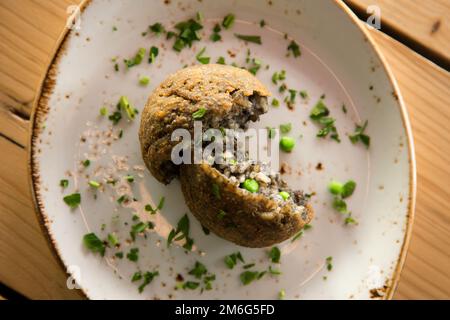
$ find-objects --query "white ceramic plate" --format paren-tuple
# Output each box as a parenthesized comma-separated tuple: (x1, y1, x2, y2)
(29, 0, 416, 299)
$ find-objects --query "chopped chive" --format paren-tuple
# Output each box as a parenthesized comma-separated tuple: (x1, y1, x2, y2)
(82, 159, 90, 167)
(196, 47, 210, 64)
(222, 14, 235, 29)
(88, 180, 101, 188)
(291, 231, 303, 242)
(192, 107, 207, 119)
(124, 48, 146, 68)
(234, 33, 262, 44)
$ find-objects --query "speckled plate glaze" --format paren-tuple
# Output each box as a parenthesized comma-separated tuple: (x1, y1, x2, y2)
(29, 0, 416, 299)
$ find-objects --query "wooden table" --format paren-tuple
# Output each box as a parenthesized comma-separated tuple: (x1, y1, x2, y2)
(0, 0, 449, 299)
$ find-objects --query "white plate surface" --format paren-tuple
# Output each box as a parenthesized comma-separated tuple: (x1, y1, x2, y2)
(30, 0, 415, 299)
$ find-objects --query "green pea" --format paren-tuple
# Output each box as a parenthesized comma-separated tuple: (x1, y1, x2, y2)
(280, 136, 295, 152)
(279, 191, 290, 200)
(328, 180, 344, 195)
(242, 179, 259, 193)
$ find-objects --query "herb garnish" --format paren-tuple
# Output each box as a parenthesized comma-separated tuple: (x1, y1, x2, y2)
(234, 34, 262, 44)
(83, 233, 105, 256)
(222, 14, 235, 29)
(149, 46, 159, 64)
(328, 180, 357, 225)
(210, 24, 222, 42)
(287, 40, 301, 57)
(83, 159, 90, 167)
(326, 256, 333, 271)
(138, 271, 159, 293)
(130, 221, 148, 241)
(216, 56, 226, 65)
(192, 107, 207, 119)
(88, 180, 101, 188)
(171, 18, 203, 52)
(126, 247, 139, 262)
(349, 120, 370, 148)
(188, 261, 207, 279)
(224, 251, 244, 269)
(271, 70, 286, 84)
(107, 233, 119, 247)
(310, 100, 340, 142)
(145, 196, 165, 214)
(108, 111, 122, 125)
(240, 270, 266, 285)
(124, 48, 146, 68)
(280, 123, 292, 134)
(118, 96, 137, 120)
(63, 193, 81, 208)
(149, 22, 165, 35)
(196, 47, 210, 64)
(271, 98, 280, 107)
(99, 106, 107, 116)
(268, 246, 281, 263)
(268, 266, 282, 275)
(167, 214, 194, 250)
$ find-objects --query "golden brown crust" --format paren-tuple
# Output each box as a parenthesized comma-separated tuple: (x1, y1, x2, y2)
(180, 164, 314, 248)
(139, 64, 270, 184)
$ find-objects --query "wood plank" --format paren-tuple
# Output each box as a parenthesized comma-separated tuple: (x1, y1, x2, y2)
(0, 137, 81, 299)
(0, 0, 449, 299)
(369, 29, 450, 300)
(0, 0, 79, 120)
(347, 0, 450, 66)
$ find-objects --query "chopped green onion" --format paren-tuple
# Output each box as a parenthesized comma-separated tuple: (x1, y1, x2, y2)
(222, 14, 235, 29)
(234, 33, 262, 44)
(192, 107, 206, 119)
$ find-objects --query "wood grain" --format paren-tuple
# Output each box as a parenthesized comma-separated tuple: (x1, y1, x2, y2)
(0, 0, 449, 299)
(347, 0, 450, 66)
